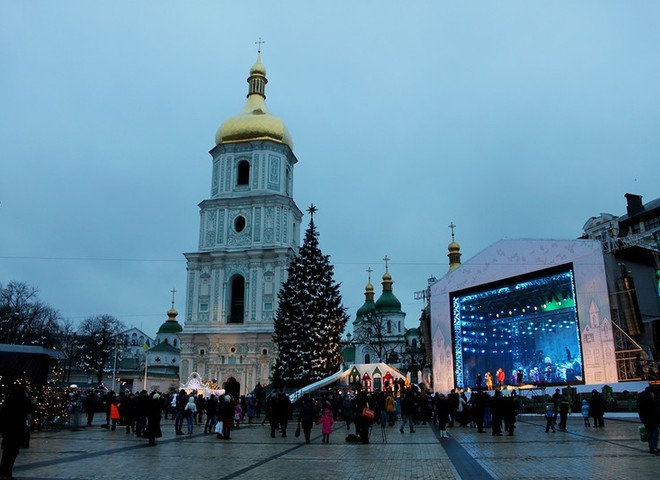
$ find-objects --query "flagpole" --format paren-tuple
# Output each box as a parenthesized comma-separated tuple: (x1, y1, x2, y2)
(143, 351, 148, 391)
(112, 343, 118, 392)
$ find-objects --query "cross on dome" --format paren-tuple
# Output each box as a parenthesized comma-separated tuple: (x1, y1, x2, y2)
(255, 37, 265, 54)
(449, 222, 457, 242)
(383, 255, 390, 272)
(170, 287, 177, 308)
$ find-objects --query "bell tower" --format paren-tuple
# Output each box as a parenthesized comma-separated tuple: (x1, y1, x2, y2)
(180, 48, 302, 394)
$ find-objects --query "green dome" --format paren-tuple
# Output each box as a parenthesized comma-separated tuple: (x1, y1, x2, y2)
(355, 281, 376, 322)
(356, 299, 376, 320)
(375, 291, 402, 313)
(157, 307, 183, 334)
(374, 270, 402, 313)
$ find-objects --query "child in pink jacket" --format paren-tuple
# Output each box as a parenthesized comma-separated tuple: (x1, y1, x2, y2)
(316, 408, 334, 443)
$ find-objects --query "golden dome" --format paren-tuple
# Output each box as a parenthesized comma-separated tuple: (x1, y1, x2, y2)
(448, 241, 460, 252)
(215, 54, 293, 148)
(365, 282, 374, 292)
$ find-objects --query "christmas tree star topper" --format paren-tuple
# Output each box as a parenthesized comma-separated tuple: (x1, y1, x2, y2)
(307, 204, 317, 218)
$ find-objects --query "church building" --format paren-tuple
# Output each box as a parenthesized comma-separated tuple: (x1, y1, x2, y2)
(350, 260, 407, 367)
(178, 51, 302, 395)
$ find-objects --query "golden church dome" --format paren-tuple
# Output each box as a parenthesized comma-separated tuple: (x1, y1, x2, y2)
(215, 54, 293, 148)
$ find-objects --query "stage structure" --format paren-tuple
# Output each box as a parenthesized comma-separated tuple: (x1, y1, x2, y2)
(430, 239, 618, 393)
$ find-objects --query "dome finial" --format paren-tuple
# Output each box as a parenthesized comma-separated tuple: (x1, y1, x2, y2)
(383, 254, 390, 274)
(449, 221, 456, 242)
(170, 287, 177, 309)
(215, 47, 293, 148)
(255, 37, 265, 55)
(447, 221, 462, 272)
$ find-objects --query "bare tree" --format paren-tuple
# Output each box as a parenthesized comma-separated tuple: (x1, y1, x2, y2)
(400, 329, 427, 378)
(352, 311, 404, 364)
(57, 318, 79, 383)
(0, 281, 62, 346)
(76, 314, 126, 384)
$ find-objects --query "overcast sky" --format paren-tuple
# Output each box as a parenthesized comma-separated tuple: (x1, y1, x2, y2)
(2, 1, 659, 337)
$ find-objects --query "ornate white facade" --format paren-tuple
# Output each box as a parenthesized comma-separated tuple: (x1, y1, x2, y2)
(179, 55, 302, 395)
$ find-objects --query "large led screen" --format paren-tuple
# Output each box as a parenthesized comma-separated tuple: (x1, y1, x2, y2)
(451, 264, 583, 389)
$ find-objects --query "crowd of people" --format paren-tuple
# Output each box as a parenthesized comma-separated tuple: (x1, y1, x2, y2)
(2, 381, 658, 479)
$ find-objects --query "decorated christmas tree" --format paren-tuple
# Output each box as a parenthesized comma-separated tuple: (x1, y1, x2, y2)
(273, 205, 347, 388)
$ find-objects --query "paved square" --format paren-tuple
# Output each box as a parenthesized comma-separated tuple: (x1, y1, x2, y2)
(9, 414, 658, 480)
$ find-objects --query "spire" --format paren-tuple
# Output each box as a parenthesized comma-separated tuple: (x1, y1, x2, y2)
(215, 42, 293, 147)
(381, 255, 393, 291)
(365, 267, 375, 300)
(159, 289, 183, 334)
(447, 222, 462, 272)
(167, 287, 178, 317)
(375, 256, 402, 313)
(355, 267, 376, 322)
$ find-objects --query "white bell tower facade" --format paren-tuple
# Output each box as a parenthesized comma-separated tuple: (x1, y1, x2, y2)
(179, 52, 302, 394)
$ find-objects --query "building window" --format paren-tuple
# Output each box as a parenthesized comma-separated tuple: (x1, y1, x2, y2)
(229, 276, 245, 323)
(237, 160, 250, 186)
(365, 353, 371, 363)
(644, 217, 660, 231)
(285, 167, 291, 195)
(200, 349, 205, 356)
(234, 216, 246, 233)
(173, 339, 178, 347)
(261, 348, 268, 355)
(199, 303, 209, 312)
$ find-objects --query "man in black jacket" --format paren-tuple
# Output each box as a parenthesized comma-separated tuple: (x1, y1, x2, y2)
(637, 386, 659, 454)
(0, 384, 33, 479)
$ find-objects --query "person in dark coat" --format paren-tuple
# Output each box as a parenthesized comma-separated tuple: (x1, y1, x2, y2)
(174, 389, 187, 435)
(502, 391, 518, 436)
(472, 390, 487, 433)
(298, 395, 316, 444)
(490, 389, 503, 436)
(589, 390, 605, 428)
(276, 393, 293, 438)
(637, 386, 659, 454)
(0, 384, 33, 478)
(435, 393, 450, 438)
(204, 394, 218, 434)
(82, 392, 97, 427)
(219, 395, 235, 440)
(145, 393, 163, 446)
(355, 392, 374, 444)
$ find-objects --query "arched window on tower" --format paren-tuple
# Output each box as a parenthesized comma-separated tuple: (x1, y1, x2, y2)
(237, 160, 250, 186)
(285, 167, 291, 195)
(229, 276, 245, 324)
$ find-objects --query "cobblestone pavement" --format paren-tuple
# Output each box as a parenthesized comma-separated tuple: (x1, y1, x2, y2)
(9, 414, 658, 480)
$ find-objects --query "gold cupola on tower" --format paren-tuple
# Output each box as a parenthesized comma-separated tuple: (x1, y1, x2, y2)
(215, 52, 293, 148)
(447, 222, 462, 272)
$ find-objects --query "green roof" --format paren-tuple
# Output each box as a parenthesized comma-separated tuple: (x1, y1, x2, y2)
(157, 319, 183, 334)
(375, 291, 402, 313)
(355, 299, 376, 321)
(150, 342, 180, 353)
